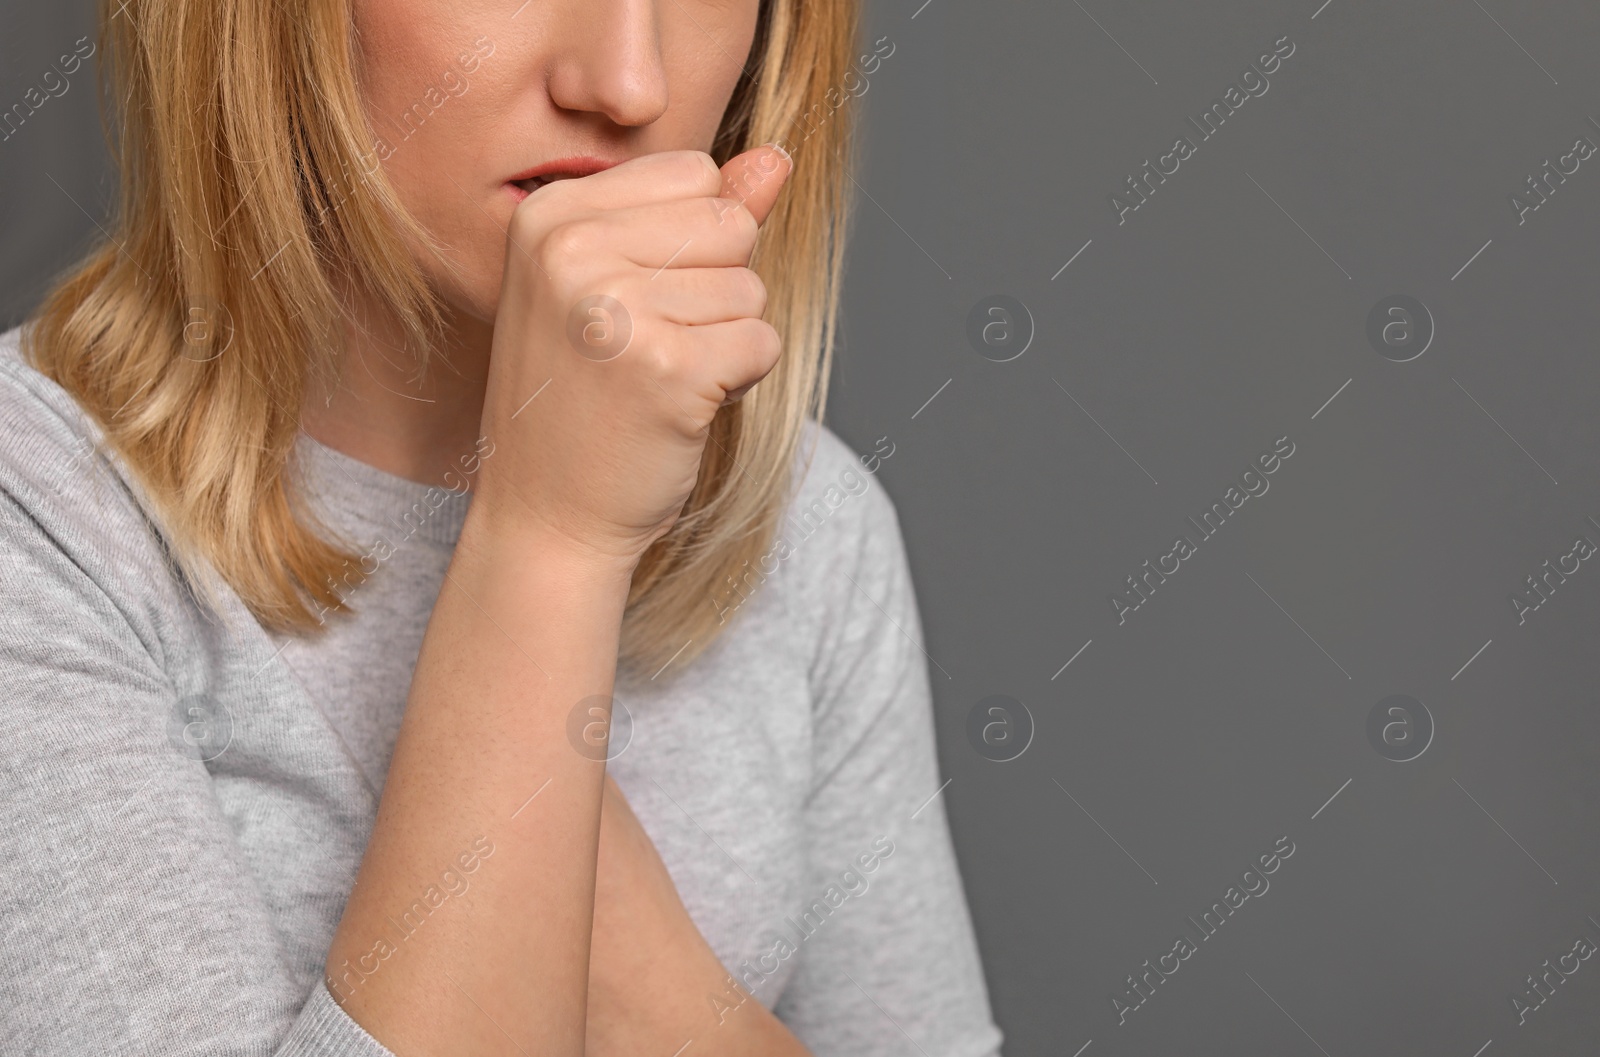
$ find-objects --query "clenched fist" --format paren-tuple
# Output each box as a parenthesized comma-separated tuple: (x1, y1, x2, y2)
(471, 146, 794, 567)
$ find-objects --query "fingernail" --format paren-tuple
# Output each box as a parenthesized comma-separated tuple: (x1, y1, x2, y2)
(762, 141, 793, 168)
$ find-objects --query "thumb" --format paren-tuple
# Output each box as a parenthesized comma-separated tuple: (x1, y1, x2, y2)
(718, 143, 793, 226)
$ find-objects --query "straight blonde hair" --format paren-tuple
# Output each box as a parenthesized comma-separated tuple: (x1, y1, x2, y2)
(23, 0, 864, 678)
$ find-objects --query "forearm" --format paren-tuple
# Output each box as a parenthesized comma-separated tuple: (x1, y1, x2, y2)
(645, 970, 815, 1057)
(590, 968, 814, 1055)
(326, 506, 636, 1055)
(586, 894, 813, 1056)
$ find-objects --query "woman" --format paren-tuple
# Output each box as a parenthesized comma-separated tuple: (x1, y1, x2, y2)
(0, 0, 1003, 1054)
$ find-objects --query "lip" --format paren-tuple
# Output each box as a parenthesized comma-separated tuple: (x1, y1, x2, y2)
(505, 155, 626, 201)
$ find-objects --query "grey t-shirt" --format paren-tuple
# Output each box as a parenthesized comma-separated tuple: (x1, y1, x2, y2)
(0, 325, 1004, 1056)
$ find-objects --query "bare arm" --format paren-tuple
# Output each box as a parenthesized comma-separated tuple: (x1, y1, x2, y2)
(586, 773, 815, 1055)
(324, 514, 632, 1054)
(321, 146, 795, 1056)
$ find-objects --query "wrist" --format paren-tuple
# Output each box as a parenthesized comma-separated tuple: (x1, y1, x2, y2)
(456, 501, 641, 592)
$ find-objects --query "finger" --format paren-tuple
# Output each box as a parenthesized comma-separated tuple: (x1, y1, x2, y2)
(719, 380, 756, 407)
(716, 145, 793, 227)
(532, 149, 724, 214)
(569, 196, 761, 270)
(672, 316, 782, 405)
(626, 267, 766, 326)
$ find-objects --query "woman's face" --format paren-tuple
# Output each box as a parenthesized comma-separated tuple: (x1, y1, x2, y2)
(350, 0, 761, 324)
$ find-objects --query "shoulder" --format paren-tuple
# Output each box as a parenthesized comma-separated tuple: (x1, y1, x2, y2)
(778, 420, 909, 655)
(0, 325, 188, 661)
(0, 325, 109, 487)
(783, 419, 903, 574)
(0, 324, 141, 494)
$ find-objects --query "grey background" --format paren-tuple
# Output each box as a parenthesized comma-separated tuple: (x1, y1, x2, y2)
(6, 1, 1600, 1054)
(0, 3, 105, 330)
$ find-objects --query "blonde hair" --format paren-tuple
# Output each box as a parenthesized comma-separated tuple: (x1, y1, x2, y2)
(23, 0, 863, 678)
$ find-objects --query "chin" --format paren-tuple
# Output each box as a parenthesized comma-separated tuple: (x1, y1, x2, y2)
(419, 258, 504, 329)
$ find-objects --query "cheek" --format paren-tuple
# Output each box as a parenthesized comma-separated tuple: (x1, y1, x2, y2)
(352, 2, 512, 315)
(352, 0, 464, 123)
(660, 3, 761, 140)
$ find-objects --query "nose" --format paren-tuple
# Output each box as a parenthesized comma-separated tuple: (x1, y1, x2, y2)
(545, 0, 670, 127)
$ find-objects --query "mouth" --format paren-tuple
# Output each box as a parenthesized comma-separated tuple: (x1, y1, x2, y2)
(506, 158, 623, 202)
(510, 175, 556, 195)
(506, 174, 564, 201)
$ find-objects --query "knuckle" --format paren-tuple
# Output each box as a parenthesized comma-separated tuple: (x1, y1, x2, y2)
(507, 198, 544, 248)
(751, 318, 782, 361)
(727, 199, 759, 241)
(735, 267, 768, 315)
(693, 149, 722, 186)
(673, 150, 721, 192)
(704, 193, 752, 241)
(708, 196, 758, 242)
(641, 339, 680, 382)
(539, 221, 594, 271)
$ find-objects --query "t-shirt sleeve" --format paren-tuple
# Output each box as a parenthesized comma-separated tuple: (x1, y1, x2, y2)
(774, 431, 1005, 1057)
(0, 350, 395, 1055)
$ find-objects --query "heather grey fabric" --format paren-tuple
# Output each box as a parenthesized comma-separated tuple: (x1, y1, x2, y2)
(0, 324, 1004, 1057)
